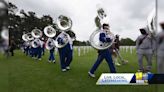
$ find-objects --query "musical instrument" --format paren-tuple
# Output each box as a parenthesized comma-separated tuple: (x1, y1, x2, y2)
(45, 38, 56, 50)
(56, 15, 72, 31)
(30, 28, 43, 48)
(147, 8, 157, 36)
(22, 33, 34, 41)
(31, 28, 42, 39)
(55, 15, 73, 48)
(55, 31, 69, 48)
(1, 28, 9, 40)
(90, 29, 115, 50)
(22, 34, 28, 42)
(31, 38, 41, 48)
(89, 7, 115, 50)
(44, 25, 56, 38)
(44, 25, 56, 50)
(97, 8, 107, 20)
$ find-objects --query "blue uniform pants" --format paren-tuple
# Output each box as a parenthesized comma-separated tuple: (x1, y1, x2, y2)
(49, 49, 55, 61)
(58, 44, 73, 69)
(90, 50, 116, 74)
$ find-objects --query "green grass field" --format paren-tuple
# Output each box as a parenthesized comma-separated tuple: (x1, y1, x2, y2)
(0, 47, 163, 92)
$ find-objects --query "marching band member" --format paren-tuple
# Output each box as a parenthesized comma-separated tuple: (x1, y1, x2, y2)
(33, 40, 38, 59)
(57, 31, 73, 72)
(136, 28, 156, 72)
(24, 41, 30, 56)
(156, 22, 164, 73)
(31, 39, 41, 60)
(112, 35, 128, 66)
(41, 38, 45, 56)
(36, 39, 42, 60)
(111, 35, 121, 66)
(88, 24, 116, 78)
(47, 38, 56, 63)
(48, 47, 55, 63)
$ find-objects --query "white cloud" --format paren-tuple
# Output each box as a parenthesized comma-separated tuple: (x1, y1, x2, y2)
(8, 0, 155, 41)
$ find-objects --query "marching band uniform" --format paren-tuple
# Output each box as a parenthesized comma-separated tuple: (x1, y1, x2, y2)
(47, 38, 55, 63)
(24, 41, 30, 56)
(57, 31, 73, 71)
(136, 28, 156, 72)
(156, 23, 164, 73)
(29, 41, 33, 57)
(41, 41, 45, 56)
(89, 26, 116, 77)
(49, 47, 55, 63)
(37, 39, 42, 60)
(37, 45, 42, 60)
(33, 41, 38, 59)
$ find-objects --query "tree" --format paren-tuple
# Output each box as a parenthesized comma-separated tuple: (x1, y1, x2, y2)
(120, 38, 135, 46)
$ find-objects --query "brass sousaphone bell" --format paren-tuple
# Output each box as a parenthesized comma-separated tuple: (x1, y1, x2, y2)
(31, 28, 42, 48)
(147, 8, 157, 36)
(1, 27, 9, 40)
(55, 15, 72, 48)
(44, 25, 56, 50)
(89, 7, 115, 50)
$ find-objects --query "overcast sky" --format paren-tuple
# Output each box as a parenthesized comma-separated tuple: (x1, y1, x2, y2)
(8, 0, 156, 41)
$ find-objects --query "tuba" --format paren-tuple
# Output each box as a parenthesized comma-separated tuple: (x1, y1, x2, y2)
(89, 7, 115, 50)
(45, 38, 56, 50)
(22, 33, 34, 47)
(89, 29, 115, 50)
(1, 27, 9, 40)
(31, 28, 43, 39)
(97, 8, 107, 20)
(27, 33, 34, 41)
(44, 25, 56, 38)
(31, 28, 42, 48)
(147, 8, 157, 36)
(22, 34, 28, 42)
(55, 31, 69, 48)
(22, 33, 34, 41)
(31, 38, 41, 48)
(56, 15, 72, 31)
(44, 25, 56, 50)
(55, 15, 73, 48)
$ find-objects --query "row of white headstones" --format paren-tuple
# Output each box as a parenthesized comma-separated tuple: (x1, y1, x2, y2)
(54, 46, 136, 56)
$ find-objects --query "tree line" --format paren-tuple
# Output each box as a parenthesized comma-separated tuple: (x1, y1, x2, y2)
(8, 2, 135, 46)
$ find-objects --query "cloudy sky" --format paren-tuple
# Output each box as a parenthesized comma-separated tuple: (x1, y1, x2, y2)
(8, 0, 156, 41)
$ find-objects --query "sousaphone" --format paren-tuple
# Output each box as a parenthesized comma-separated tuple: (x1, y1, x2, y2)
(55, 15, 72, 48)
(89, 29, 115, 50)
(1, 27, 9, 40)
(31, 28, 42, 48)
(147, 8, 157, 36)
(44, 25, 56, 50)
(31, 28, 42, 39)
(90, 7, 115, 50)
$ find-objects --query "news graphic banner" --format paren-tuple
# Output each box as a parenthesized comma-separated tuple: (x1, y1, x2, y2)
(96, 73, 164, 85)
